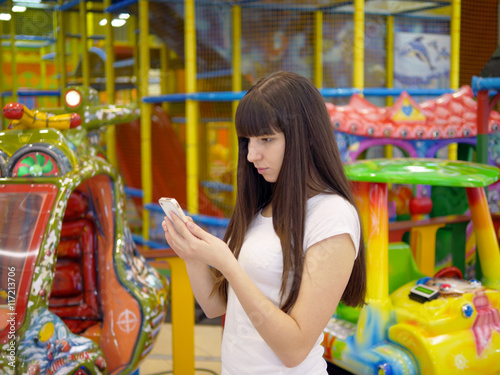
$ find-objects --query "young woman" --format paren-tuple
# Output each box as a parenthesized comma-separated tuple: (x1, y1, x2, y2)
(162, 71, 366, 374)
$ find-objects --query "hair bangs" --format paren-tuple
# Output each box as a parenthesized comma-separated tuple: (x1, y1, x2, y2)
(235, 93, 281, 138)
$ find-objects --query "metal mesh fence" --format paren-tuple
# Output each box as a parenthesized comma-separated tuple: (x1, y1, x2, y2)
(2, 6, 54, 38)
(460, 0, 498, 86)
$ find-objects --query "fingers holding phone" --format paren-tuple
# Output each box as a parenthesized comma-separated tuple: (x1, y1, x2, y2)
(159, 197, 188, 224)
(158, 197, 232, 269)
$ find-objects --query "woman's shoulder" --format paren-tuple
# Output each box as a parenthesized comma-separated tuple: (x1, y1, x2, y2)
(304, 192, 361, 254)
(307, 192, 358, 220)
(307, 192, 352, 209)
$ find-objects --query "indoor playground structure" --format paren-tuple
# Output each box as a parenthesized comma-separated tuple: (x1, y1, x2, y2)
(1, 0, 500, 374)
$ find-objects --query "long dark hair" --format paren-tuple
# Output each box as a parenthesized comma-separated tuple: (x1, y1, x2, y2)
(212, 71, 366, 312)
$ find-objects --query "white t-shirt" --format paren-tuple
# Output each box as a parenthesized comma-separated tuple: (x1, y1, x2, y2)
(221, 193, 360, 375)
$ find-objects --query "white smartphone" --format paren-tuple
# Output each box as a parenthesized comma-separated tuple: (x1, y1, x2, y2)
(158, 197, 188, 223)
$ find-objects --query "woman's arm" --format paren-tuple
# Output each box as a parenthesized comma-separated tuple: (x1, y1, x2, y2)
(168, 214, 356, 368)
(162, 219, 226, 318)
(185, 260, 226, 318)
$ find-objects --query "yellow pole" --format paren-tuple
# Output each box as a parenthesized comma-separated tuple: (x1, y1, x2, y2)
(58, 0, 67, 90)
(448, 0, 461, 161)
(9, 0, 17, 103)
(385, 15, 394, 106)
(466, 187, 500, 289)
(354, 182, 392, 349)
(231, 4, 241, 205)
(385, 15, 394, 159)
(366, 182, 389, 301)
(87, 4, 95, 40)
(353, 0, 364, 92)
(313, 10, 323, 89)
(185, 0, 199, 215)
(139, 0, 152, 244)
(160, 43, 169, 113)
(140, 102, 152, 239)
(128, 15, 138, 103)
(80, 0, 90, 87)
(450, 0, 460, 91)
(165, 257, 196, 375)
(53, 8, 60, 94)
(352, 181, 370, 243)
(40, 47, 47, 107)
(68, 12, 79, 78)
(104, 0, 117, 168)
(178, 5, 198, 374)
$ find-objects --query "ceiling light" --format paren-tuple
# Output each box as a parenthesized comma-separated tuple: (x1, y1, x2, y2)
(111, 19, 126, 27)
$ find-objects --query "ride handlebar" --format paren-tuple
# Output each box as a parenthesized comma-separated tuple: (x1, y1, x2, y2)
(3, 102, 81, 130)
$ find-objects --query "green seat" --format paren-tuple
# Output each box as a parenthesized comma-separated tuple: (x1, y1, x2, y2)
(388, 242, 426, 294)
(334, 242, 425, 324)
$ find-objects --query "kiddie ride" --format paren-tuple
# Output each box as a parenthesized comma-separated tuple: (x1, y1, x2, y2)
(0, 87, 169, 375)
(323, 158, 500, 374)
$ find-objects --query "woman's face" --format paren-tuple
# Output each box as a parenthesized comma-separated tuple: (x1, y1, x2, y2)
(246, 131, 286, 183)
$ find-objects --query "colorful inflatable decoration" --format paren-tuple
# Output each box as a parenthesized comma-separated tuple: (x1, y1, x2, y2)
(0, 97, 168, 375)
(323, 158, 500, 374)
(327, 86, 500, 140)
(329, 86, 500, 173)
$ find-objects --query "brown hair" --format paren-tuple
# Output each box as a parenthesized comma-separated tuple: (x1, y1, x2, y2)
(212, 71, 366, 312)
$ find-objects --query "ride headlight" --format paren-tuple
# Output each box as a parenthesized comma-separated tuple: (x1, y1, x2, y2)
(65, 89, 82, 109)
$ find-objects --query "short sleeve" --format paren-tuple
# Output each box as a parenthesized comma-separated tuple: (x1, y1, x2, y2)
(304, 194, 360, 258)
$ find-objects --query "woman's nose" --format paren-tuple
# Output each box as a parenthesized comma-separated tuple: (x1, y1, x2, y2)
(247, 141, 261, 162)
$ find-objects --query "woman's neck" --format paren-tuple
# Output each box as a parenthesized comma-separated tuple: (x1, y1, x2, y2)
(261, 204, 272, 217)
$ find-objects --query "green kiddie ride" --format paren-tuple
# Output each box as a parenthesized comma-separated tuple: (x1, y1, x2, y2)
(0, 87, 169, 375)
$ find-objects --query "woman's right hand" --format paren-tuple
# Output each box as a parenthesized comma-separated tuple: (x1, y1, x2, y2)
(162, 214, 236, 273)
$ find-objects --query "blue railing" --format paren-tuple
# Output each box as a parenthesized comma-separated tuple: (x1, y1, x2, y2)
(471, 76, 500, 93)
(143, 87, 454, 103)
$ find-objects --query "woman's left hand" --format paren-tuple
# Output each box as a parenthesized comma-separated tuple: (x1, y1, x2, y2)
(162, 214, 235, 273)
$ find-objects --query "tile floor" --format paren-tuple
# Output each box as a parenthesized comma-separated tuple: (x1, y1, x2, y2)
(140, 323, 223, 375)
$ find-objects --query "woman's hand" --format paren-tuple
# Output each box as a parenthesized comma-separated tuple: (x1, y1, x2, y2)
(162, 214, 235, 273)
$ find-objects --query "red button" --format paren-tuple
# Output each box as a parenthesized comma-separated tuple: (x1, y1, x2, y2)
(440, 283, 451, 291)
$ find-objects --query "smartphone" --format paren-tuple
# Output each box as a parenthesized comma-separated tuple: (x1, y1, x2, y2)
(158, 197, 188, 223)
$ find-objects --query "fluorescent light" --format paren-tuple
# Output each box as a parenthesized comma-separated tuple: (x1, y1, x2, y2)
(111, 19, 126, 27)
(0, 13, 11, 21)
(99, 18, 107, 26)
(118, 13, 130, 19)
(12, 6, 26, 12)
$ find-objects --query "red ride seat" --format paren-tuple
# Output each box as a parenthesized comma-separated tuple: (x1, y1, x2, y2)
(49, 191, 102, 333)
